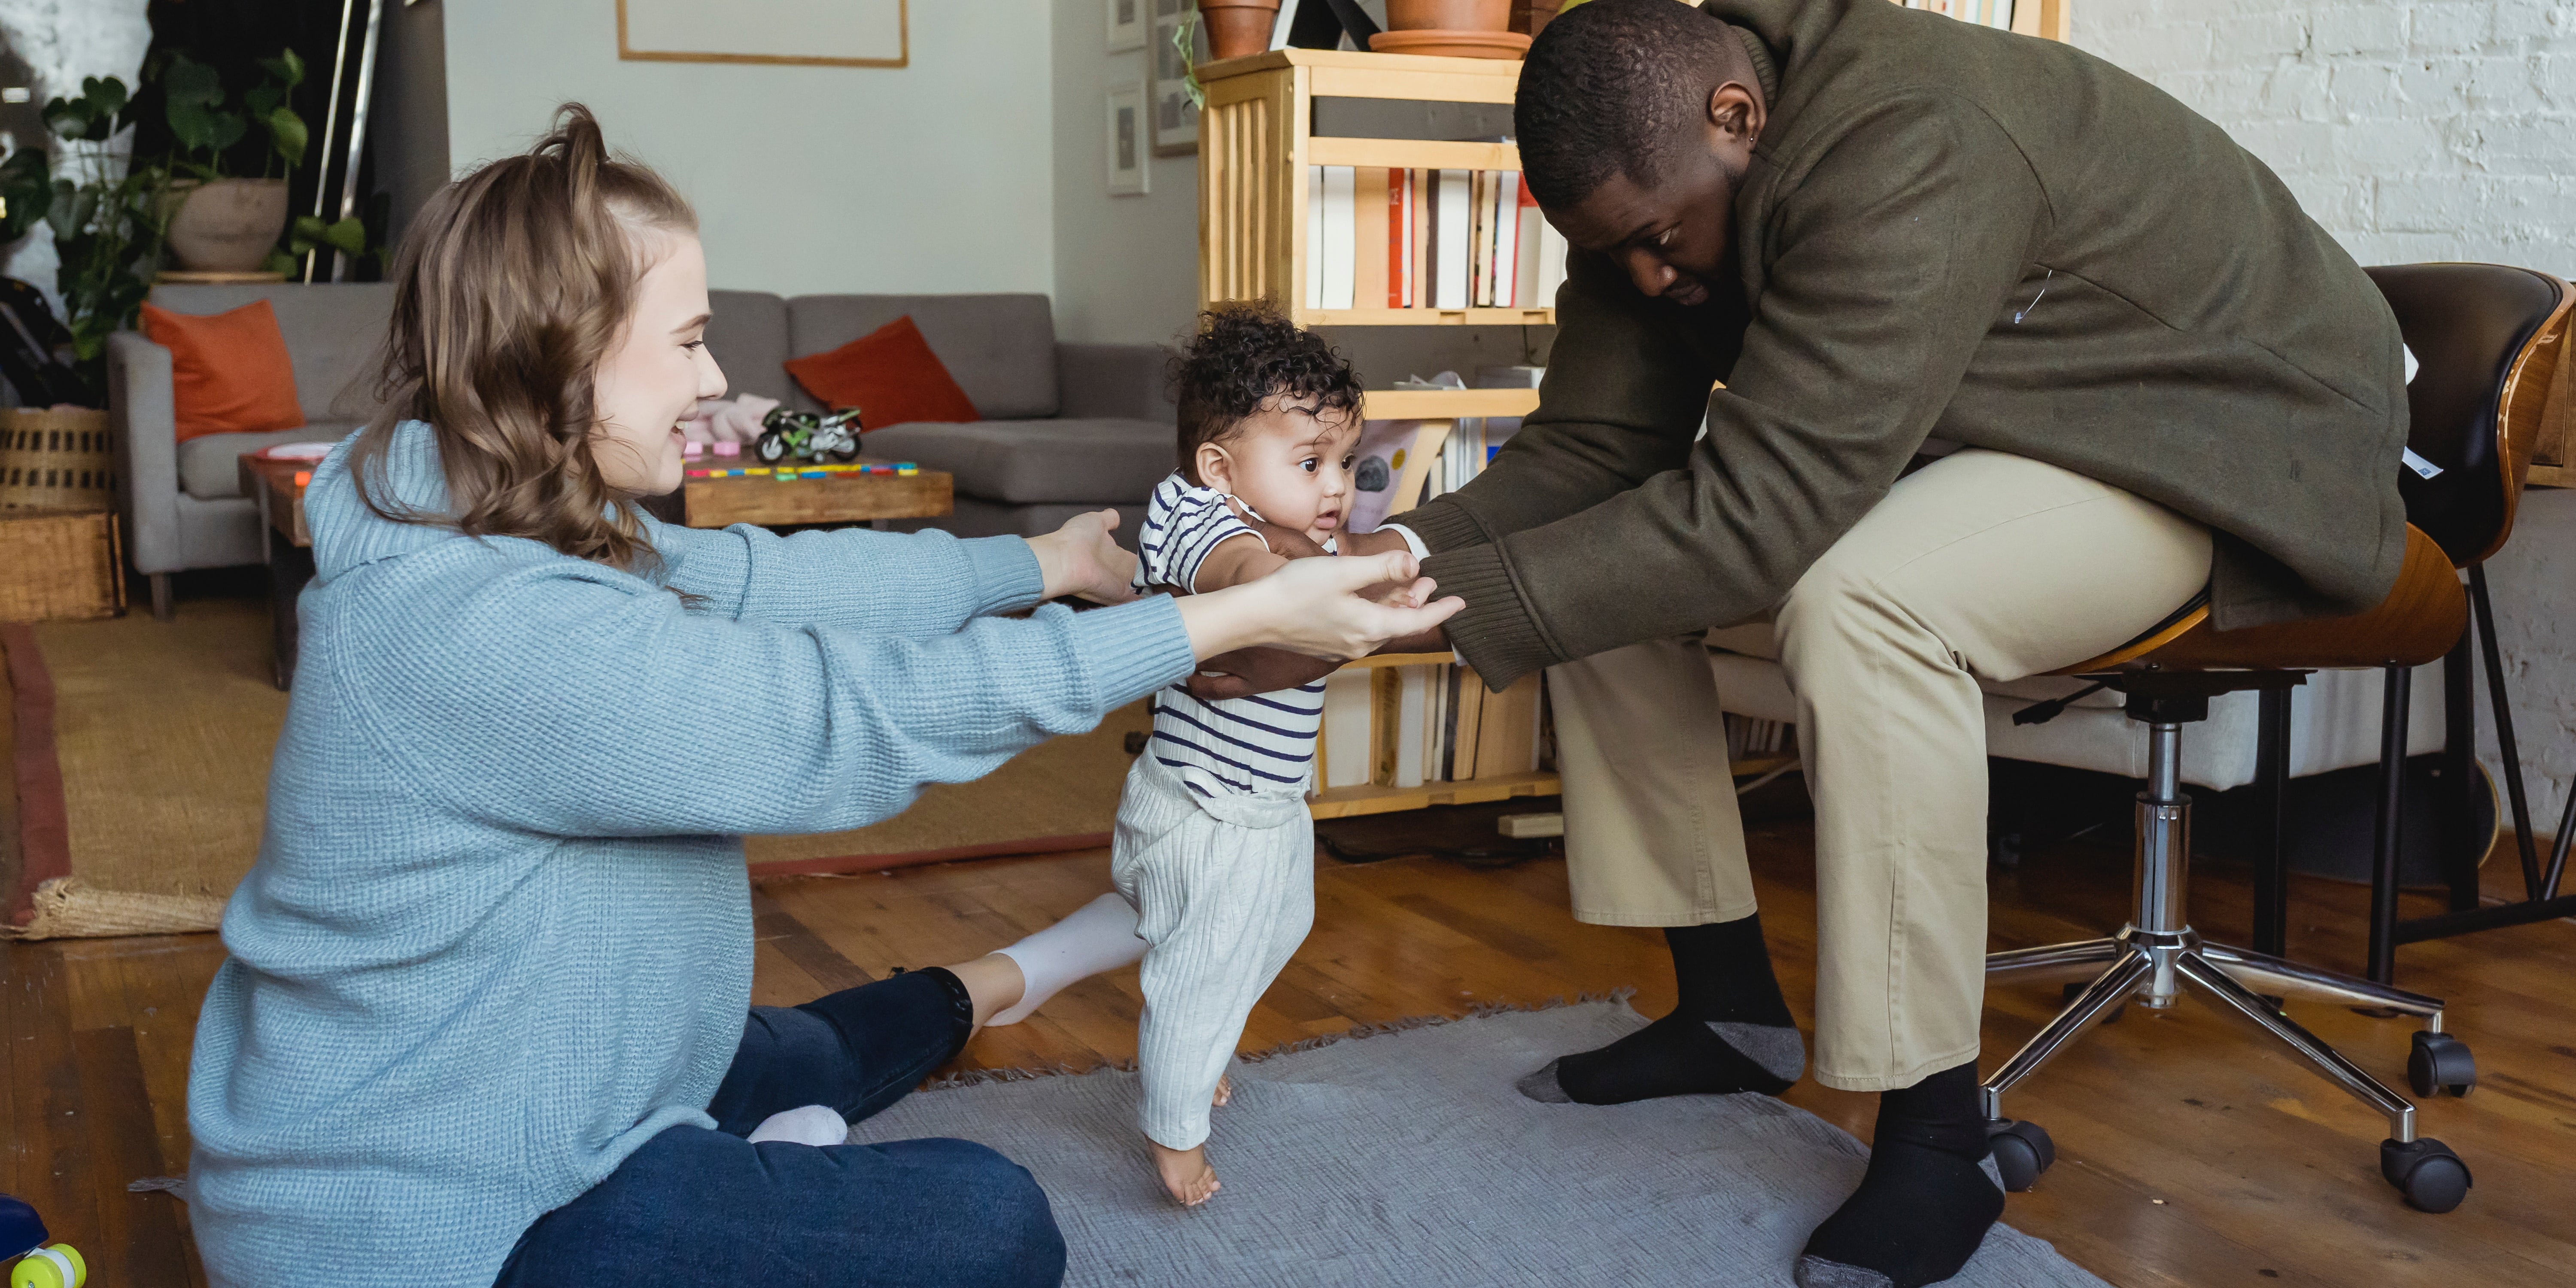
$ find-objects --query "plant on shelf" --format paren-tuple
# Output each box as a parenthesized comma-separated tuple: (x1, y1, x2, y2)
(160, 49, 322, 273)
(0, 48, 377, 404)
(0, 76, 165, 407)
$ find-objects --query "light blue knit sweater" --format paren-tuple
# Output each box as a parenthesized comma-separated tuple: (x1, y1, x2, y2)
(185, 421, 1194, 1287)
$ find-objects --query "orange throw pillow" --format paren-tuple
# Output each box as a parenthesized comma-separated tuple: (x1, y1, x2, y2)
(783, 315, 980, 427)
(140, 299, 306, 443)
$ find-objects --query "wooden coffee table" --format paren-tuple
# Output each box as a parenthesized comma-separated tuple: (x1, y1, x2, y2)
(681, 457, 953, 529)
(239, 452, 319, 690)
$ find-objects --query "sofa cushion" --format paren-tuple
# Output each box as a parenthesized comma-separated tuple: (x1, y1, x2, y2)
(863, 418, 1175, 505)
(146, 283, 396, 421)
(785, 316, 981, 425)
(179, 424, 361, 500)
(705, 290, 794, 404)
(787, 295, 1058, 420)
(141, 299, 306, 442)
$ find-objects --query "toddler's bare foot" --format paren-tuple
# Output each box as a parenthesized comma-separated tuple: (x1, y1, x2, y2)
(1149, 1139, 1221, 1206)
(1213, 1073, 1232, 1108)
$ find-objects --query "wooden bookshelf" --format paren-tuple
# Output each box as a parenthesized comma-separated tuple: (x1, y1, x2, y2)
(1197, 47, 1550, 344)
(1308, 770, 1561, 821)
(1199, 48, 1555, 819)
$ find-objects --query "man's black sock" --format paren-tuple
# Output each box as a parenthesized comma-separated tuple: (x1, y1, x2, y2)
(1517, 915, 1804, 1105)
(1794, 1060, 2004, 1288)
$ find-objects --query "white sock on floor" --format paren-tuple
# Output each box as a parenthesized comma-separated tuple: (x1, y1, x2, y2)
(987, 892, 1147, 1027)
(747, 1104, 848, 1147)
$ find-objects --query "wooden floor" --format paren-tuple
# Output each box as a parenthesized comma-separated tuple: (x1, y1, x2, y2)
(6, 812, 2573, 1286)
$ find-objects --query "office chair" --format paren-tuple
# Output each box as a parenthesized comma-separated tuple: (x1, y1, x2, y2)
(1977, 263, 2574, 1215)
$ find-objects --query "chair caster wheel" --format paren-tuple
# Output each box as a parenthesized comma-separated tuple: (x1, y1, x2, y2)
(2381, 1137, 2472, 1212)
(1986, 1119, 2055, 1192)
(2408, 1032, 2476, 1099)
(2063, 981, 2127, 1023)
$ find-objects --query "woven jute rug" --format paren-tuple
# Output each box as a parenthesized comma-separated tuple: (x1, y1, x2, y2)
(850, 998, 2109, 1288)
(2, 595, 1148, 939)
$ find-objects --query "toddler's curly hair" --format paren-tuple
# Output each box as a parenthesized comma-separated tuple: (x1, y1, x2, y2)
(1169, 304, 1362, 485)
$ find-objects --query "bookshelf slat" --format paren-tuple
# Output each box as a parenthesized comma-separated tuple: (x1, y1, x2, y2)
(1306, 137, 1521, 172)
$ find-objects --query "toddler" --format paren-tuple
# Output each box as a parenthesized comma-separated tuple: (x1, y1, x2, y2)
(987, 304, 1364, 1205)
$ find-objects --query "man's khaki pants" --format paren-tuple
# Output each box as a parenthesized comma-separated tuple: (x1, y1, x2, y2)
(1547, 450, 2212, 1092)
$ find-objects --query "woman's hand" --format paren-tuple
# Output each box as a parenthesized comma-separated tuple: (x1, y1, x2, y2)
(1174, 550, 1461, 661)
(1027, 509, 1139, 605)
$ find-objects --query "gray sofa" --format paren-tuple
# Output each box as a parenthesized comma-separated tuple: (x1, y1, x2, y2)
(108, 284, 1177, 617)
(703, 289, 1175, 544)
(108, 283, 395, 618)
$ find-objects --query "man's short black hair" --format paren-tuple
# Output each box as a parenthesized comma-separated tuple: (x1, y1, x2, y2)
(1168, 303, 1363, 484)
(1516, 0, 1754, 210)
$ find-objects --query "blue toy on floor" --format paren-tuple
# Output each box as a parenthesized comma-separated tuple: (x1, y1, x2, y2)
(0, 1195, 83, 1288)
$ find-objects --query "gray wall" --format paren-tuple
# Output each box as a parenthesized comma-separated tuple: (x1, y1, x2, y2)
(2080, 0, 2576, 828)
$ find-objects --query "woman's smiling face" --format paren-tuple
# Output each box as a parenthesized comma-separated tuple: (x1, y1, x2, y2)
(589, 229, 727, 496)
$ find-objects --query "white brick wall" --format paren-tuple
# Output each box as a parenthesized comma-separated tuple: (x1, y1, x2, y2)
(2082, 1, 2576, 838)
(2078, 0, 2576, 277)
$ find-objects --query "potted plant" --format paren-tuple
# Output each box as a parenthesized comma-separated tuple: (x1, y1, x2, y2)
(0, 76, 165, 406)
(161, 50, 310, 273)
(1387, 0, 1511, 30)
(1197, 0, 1280, 61)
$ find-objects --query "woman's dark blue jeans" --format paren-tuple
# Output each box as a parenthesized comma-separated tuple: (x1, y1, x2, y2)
(493, 969, 1065, 1287)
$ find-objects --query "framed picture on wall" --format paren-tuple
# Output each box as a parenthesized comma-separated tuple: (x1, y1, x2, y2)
(1108, 0, 1145, 52)
(1149, 0, 1206, 157)
(617, 0, 907, 67)
(1107, 82, 1150, 196)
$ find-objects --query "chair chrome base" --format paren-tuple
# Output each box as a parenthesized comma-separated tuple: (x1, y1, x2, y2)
(1983, 927, 2440, 1142)
(1979, 711, 2477, 1213)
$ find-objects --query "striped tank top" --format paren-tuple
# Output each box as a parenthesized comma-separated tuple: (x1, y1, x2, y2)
(1132, 472, 1330, 799)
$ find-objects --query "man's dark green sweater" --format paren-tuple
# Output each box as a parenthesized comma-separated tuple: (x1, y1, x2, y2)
(1403, 0, 2409, 689)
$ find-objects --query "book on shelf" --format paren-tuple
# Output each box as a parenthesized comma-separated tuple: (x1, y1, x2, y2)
(1305, 168, 1326, 311)
(1431, 167, 1471, 309)
(1321, 166, 1357, 310)
(1513, 182, 1543, 307)
(1304, 164, 1568, 314)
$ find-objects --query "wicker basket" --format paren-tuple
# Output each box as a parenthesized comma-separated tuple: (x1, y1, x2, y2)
(0, 407, 118, 512)
(0, 507, 125, 622)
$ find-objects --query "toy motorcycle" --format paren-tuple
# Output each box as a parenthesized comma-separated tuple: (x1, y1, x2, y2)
(754, 407, 864, 465)
(2, 1194, 84, 1288)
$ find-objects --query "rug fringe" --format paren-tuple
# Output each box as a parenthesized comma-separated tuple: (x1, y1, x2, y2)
(927, 990, 1637, 1091)
(0, 876, 225, 940)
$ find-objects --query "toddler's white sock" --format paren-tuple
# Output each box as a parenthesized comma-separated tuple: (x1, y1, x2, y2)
(747, 1104, 848, 1147)
(987, 892, 1147, 1027)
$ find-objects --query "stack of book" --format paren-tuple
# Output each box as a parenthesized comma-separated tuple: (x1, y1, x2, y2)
(1317, 659, 1545, 793)
(1302, 166, 1571, 313)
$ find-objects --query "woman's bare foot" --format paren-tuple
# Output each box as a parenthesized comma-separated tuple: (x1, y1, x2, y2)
(1212, 1073, 1232, 1107)
(1149, 1139, 1220, 1206)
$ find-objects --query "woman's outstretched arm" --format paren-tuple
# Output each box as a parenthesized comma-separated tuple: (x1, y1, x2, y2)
(327, 547, 1454, 840)
(644, 510, 1135, 638)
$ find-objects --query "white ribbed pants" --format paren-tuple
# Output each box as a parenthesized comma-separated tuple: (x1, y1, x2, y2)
(1110, 753, 1315, 1151)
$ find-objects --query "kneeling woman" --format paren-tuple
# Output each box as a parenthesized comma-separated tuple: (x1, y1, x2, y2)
(184, 105, 1456, 1288)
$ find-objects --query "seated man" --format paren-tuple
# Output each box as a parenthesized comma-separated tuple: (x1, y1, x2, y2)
(1206, 2, 2408, 1285)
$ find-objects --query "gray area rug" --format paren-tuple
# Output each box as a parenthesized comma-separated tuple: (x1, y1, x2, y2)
(851, 1000, 2109, 1287)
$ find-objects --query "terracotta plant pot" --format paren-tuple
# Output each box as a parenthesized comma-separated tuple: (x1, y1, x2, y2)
(1387, 0, 1512, 32)
(1198, 0, 1282, 60)
(164, 178, 290, 273)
